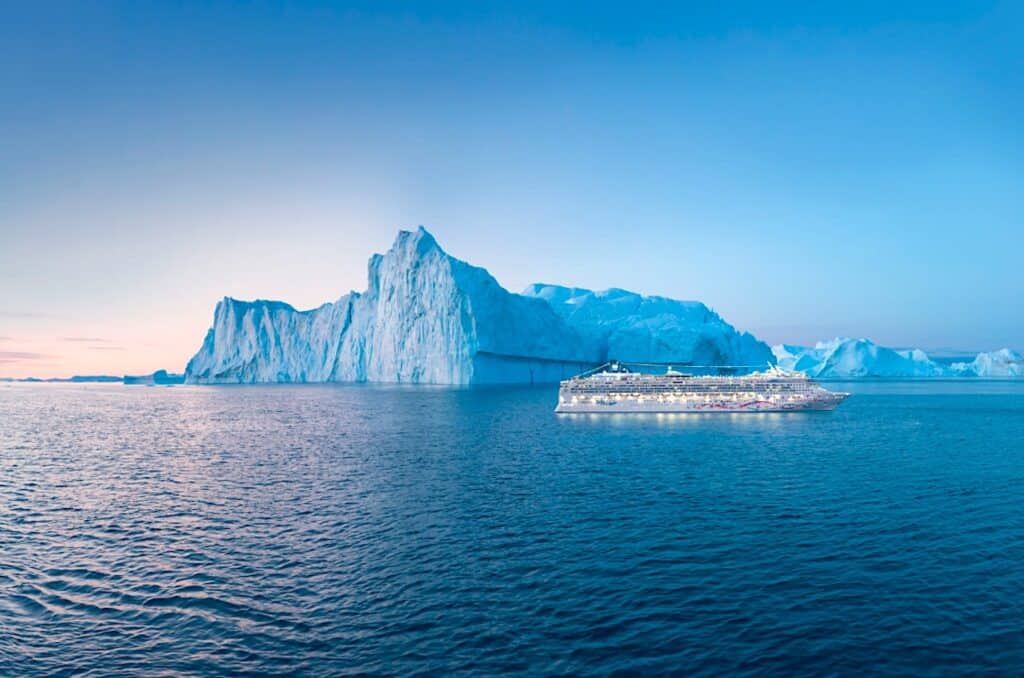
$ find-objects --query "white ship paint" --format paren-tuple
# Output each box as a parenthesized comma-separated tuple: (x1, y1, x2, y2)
(555, 363, 849, 413)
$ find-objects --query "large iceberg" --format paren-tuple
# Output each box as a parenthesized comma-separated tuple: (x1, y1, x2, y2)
(772, 338, 950, 378)
(186, 227, 773, 384)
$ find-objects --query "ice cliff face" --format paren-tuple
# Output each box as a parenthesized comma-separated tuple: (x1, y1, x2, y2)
(772, 338, 949, 377)
(186, 297, 357, 383)
(522, 284, 774, 368)
(186, 228, 774, 385)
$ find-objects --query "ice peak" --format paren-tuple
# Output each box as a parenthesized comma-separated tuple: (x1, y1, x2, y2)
(364, 227, 448, 296)
(391, 225, 442, 257)
(994, 348, 1023, 361)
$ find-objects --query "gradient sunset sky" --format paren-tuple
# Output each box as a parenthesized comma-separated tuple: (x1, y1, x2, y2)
(3, 1, 1021, 378)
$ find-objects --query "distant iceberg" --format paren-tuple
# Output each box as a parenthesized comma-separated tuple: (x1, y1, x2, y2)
(1, 375, 122, 383)
(774, 339, 1024, 378)
(952, 349, 1024, 377)
(124, 369, 186, 385)
(185, 228, 773, 385)
(772, 338, 950, 377)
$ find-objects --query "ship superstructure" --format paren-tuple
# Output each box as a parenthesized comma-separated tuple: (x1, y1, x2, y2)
(555, 362, 849, 413)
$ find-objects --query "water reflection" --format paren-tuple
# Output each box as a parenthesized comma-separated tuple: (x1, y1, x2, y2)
(557, 410, 801, 428)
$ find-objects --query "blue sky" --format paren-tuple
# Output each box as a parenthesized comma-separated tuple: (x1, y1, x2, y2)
(2, 1, 1021, 376)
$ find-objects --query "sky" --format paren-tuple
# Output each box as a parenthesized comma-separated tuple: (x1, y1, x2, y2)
(2, 1, 1021, 377)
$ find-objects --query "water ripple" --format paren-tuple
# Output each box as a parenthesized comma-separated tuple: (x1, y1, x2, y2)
(2, 382, 1024, 675)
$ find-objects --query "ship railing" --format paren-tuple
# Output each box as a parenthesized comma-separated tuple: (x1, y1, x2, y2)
(568, 361, 807, 380)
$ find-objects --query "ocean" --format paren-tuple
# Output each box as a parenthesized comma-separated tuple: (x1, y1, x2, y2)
(2, 380, 1023, 675)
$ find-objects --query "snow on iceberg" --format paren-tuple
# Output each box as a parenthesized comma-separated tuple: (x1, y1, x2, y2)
(952, 349, 1024, 377)
(771, 338, 950, 378)
(522, 284, 774, 368)
(185, 227, 773, 384)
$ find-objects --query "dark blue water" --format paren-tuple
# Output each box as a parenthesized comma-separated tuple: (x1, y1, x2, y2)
(2, 381, 1023, 675)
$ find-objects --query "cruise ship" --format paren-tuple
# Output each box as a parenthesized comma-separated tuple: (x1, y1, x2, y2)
(555, 362, 849, 413)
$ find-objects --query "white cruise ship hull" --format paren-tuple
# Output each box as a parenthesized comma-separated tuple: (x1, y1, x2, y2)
(555, 394, 847, 414)
(554, 365, 849, 414)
